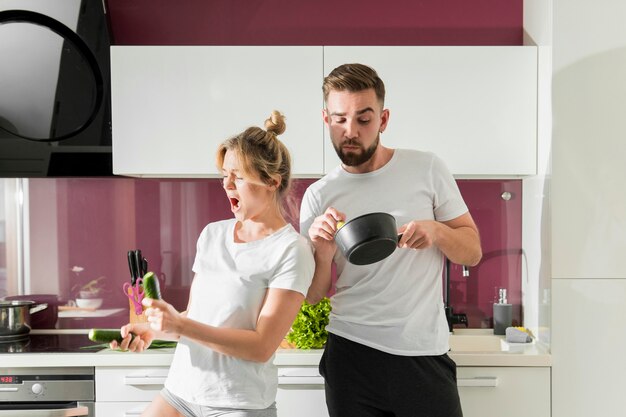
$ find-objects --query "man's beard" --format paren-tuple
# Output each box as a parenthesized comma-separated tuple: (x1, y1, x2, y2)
(333, 134, 380, 166)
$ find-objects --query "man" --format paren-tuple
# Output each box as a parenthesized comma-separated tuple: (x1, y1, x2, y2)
(300, 63, 482, 417)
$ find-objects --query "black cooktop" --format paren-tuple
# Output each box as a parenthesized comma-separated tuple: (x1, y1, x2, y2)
(0, 333, 101, 354)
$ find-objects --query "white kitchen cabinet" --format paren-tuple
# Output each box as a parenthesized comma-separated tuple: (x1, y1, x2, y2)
(96, 365, 329, 417)
(323, 46, 538, 176)
(112, 46, 536, 178)
(276, 366, 329, 417)
(95, 366, 168, 417)
(457, 366, 550, 417)
(111, 46, 324, 177)
(552, 279, 626, 417)
(95, 402, 152, 417)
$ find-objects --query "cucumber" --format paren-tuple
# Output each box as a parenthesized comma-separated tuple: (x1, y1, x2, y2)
(88, 328, 135, 344)
(142, 271, 162, 300)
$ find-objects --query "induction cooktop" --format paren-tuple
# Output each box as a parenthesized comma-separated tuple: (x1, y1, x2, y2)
(0, 333, 100, 354)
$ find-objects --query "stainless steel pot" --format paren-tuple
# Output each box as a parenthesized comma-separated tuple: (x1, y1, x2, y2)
(3, 294, 59, 328)
(0, 300, 48, 337)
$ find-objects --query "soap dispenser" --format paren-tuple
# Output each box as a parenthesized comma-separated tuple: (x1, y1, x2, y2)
(493, 288, 512, 335)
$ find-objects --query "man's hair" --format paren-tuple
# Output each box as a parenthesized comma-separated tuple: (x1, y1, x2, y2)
(322, 63, 386, 106)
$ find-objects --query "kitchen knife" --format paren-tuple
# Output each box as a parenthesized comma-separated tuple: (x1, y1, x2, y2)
(134, 250, 144, 278)
(127, 250, 138, 285)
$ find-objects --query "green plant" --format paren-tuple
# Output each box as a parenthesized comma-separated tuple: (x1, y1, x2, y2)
(286, 297, 331, 349)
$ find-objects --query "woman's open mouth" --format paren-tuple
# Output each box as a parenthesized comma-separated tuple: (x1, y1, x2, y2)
(229, 197, 240, 212)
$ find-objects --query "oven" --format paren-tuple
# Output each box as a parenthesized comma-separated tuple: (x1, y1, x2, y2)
(0, 367, 94, 416)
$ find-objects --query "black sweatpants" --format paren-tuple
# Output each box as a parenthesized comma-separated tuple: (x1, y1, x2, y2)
(320, 333, 463, 417)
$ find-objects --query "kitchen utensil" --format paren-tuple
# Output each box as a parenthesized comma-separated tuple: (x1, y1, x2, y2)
(2, 294, 59, 329)
(123, 278, 144, 315)
(127, 250, 138, 285)
(134, 249, 147, 277)
(334, 212, 402, 265)
(0, 300, 48, 337)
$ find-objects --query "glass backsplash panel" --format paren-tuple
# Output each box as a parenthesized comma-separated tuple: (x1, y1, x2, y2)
(13, 177, 521, 330)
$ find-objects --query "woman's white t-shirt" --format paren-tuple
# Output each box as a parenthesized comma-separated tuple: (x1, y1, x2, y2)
(165, 219, 315, 409)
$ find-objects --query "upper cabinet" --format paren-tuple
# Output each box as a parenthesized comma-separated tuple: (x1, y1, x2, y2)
(323, 47, 538, 176)
(111, 45, 537, 178)
(111, 46, 324, 177)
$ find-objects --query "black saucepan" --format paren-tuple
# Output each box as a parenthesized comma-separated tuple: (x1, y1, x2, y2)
(334, 212, 402, 265)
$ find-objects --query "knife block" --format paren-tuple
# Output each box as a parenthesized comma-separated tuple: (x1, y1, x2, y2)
(127, 287, 147, 324)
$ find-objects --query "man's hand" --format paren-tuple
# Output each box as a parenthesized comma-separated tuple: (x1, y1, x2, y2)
(308, 207, 345, 260)
(397, 220, 440, 250)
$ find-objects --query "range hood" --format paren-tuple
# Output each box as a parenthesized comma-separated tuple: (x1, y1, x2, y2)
(0, 1, 113, 177)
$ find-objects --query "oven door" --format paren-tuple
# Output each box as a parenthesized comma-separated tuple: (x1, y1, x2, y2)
(0, 401, 94, 417)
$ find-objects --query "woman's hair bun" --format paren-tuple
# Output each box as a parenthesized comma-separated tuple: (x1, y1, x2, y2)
(264, 110, 286, 137)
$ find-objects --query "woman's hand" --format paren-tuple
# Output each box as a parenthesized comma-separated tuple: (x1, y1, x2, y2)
(142, 298, 184, 335)
(109, 322, 155, 352)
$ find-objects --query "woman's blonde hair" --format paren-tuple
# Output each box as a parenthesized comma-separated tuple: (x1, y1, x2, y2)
(216, 110, 292, 202)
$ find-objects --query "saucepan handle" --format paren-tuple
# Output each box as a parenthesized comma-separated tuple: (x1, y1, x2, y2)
(29, 303, 48, 314)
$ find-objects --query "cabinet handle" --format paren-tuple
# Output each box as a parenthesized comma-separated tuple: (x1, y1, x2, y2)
(123, 375, 167, 386)
(457, 377, 498, 387)
(122, 404, 146, 417)
(278, 376, 325, 385)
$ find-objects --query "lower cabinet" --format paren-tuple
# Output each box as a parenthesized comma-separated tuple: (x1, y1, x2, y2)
(457, 366, 551, 417)
(95, 365, 550, 417)
(95, 402, 152, 417)
(95, 365, 330, 417)
(95, 366, 168, 417)
(276, 366, 329, 417)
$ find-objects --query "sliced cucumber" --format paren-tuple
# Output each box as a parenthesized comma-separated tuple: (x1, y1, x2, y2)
(142, 271, 162, 300)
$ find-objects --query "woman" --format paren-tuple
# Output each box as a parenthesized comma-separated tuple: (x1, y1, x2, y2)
(111, 111, 315, 417)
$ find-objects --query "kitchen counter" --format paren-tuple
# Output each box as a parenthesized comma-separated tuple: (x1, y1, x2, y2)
(0, 329, 550, 368)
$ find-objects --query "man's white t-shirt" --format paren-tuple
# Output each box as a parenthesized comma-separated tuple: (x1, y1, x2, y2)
(300, 149, 468, 356)
(165, 219, 314, 408)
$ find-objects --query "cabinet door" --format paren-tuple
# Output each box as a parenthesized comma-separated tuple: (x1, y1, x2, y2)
(457, 367, 550, 417)
(96, 366, 168, 402)
(95, 402, 151, 417)
(323, 46, 537, 176)
(552, 279, 626, 417)
(112, 46, 324, 177)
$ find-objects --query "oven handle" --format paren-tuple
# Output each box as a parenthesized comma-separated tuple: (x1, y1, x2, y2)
(0, 406, 90, 417)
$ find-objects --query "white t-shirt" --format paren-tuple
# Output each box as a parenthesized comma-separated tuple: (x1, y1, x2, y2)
(165, 219, 315, 409)
(300, 149, 468, 356)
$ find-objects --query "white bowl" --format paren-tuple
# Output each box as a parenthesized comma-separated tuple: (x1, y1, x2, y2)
(75, 298, 103, 309)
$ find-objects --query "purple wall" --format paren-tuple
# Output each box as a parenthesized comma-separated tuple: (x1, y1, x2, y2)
(456, 180, 522, 328)
(104, 0, 523, 46)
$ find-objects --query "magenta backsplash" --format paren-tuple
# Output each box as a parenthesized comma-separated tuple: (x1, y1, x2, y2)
(27, 178, 521, 329)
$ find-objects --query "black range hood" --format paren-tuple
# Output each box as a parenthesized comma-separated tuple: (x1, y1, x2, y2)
(0, 1, 113, 177)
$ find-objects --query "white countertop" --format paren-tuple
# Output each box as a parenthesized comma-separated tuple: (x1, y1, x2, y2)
(0, 329, 550, 369)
